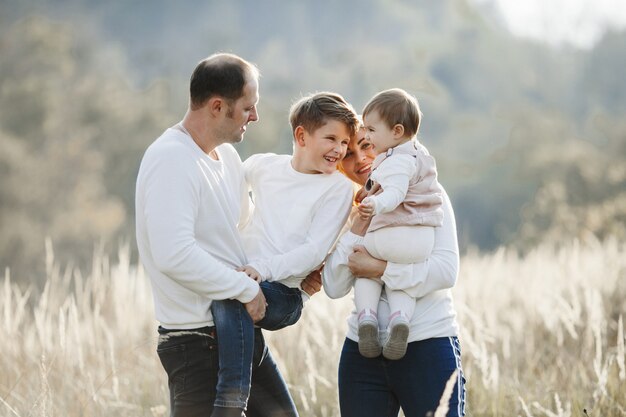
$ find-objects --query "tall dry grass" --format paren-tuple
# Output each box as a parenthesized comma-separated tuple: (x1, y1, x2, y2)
(1, 238, 624, 416)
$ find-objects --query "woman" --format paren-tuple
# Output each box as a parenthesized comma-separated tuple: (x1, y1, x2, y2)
(323, 126, 466, 417)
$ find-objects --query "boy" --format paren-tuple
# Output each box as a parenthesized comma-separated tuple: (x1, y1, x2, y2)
(210, 92, 359, 416)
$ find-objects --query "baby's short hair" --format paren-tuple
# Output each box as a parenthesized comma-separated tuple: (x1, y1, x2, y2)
(362, 88, 422, 138)
(289, 92, 359, 138)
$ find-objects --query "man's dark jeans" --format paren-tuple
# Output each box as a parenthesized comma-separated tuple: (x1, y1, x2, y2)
(157, 325, 298, 417)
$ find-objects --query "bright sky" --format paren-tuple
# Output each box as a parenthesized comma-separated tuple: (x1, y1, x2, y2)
(475, 0, 626, 48)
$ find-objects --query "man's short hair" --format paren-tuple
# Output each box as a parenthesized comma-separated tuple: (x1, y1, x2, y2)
(289, 92, 359, 138)
(362, 88, 422, 138)
(189, 53, 259, 110)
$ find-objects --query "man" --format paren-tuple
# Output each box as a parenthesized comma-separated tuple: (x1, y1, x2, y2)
(135, 53, 299, 417)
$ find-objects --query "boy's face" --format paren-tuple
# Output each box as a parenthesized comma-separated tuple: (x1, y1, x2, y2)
(363, 111, 398, 154)
(294, 119, 351, 174)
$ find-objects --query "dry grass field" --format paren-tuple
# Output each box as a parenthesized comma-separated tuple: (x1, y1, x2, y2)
(1, 238, 624, 417)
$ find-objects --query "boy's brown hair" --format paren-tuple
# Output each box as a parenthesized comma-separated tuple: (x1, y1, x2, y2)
(362, 88, 422, 138)
(289, 92, 359, 138)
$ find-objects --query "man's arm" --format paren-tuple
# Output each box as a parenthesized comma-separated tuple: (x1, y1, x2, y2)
(143, 150, 259, 303)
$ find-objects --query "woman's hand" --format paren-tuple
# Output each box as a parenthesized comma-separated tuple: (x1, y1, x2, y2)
(350, 214, 371, 237)
(348, 245, 387, 278)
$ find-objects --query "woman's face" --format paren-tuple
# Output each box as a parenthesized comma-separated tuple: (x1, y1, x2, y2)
(339, 127, 376, 186)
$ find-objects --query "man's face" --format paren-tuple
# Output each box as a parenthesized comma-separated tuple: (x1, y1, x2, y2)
(296, 120, 351, 174)
(220, 77, 259, 144)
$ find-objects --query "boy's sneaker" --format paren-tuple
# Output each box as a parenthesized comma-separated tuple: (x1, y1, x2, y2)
(357, 309, 381, 358)
(382, 312, 410, 360)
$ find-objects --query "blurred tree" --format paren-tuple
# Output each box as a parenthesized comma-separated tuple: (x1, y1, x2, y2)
(503, 108, 626, 247)
(0, 16, 175, 278)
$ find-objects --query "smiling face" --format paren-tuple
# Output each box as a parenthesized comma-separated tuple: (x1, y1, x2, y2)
(292, 119, 351, 174)
(338, 126, 375, 186)
(362, 110, 402, 155)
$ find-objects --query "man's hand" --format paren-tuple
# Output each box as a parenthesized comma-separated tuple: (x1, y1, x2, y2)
(301, 266, 323, 296)
(357, 197, 375, 220)
(348, 245, 387, 278)
(238, 265, 263, 283)
(244, 288, 267, 323)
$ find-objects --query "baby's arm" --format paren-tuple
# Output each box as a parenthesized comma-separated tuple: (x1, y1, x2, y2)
(361, 154, 416, 216)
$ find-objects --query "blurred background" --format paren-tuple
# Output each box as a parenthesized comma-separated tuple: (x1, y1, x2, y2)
(1, 0, 625, 283)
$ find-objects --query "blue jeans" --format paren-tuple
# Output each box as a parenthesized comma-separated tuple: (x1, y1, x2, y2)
(210, 281, 303, 409)
(338, 336, 466, 417)
(156, 326, 298, 417)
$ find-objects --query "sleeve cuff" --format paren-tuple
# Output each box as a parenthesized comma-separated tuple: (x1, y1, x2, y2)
(340, 232, 365, 247)
(236, 277, 261, 303)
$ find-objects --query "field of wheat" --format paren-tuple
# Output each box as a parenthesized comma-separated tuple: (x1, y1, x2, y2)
(1, 238, 624, 417)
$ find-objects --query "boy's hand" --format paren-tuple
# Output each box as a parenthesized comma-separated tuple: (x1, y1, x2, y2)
(301, 266, 323, 296)
(358, 197, 375, 220)
(238, 265, 263, 283)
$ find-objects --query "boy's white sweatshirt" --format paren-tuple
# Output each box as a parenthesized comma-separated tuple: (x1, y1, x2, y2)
(241, 153, 353, 290)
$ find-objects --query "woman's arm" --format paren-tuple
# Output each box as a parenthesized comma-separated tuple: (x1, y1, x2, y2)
(348, 188, 459, 298)
(321, 214, 370, 298)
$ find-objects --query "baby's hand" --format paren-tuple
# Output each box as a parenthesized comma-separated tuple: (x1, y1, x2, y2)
(358, 197, 375, 220)
(238, 265, 263, 283)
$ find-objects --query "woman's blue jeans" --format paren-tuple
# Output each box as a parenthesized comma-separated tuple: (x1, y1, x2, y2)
(338, 336, 466, 417)
(210, 281, 303, 409)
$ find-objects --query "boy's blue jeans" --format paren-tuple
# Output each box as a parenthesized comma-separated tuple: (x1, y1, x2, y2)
(210, 281, 304, 409)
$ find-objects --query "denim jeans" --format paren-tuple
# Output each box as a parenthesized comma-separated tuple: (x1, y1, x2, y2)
(210, 281, 303, 409)
(156, 326, 298, 417)
(338, 336, 466, 417)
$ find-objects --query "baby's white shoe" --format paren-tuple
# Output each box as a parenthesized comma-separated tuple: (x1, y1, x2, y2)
(382, 311, 410, 360)
(357, 309, 381, 358)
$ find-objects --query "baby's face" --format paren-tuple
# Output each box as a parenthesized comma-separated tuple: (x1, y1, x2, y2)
(363, 111, 398, 155)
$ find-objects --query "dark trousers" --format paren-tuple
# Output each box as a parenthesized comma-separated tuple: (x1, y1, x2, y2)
(157, 326, 298, 417)
(338, 336, 466, 417)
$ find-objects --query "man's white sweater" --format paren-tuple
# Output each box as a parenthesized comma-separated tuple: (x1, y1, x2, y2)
(135, 128, 259, 329)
